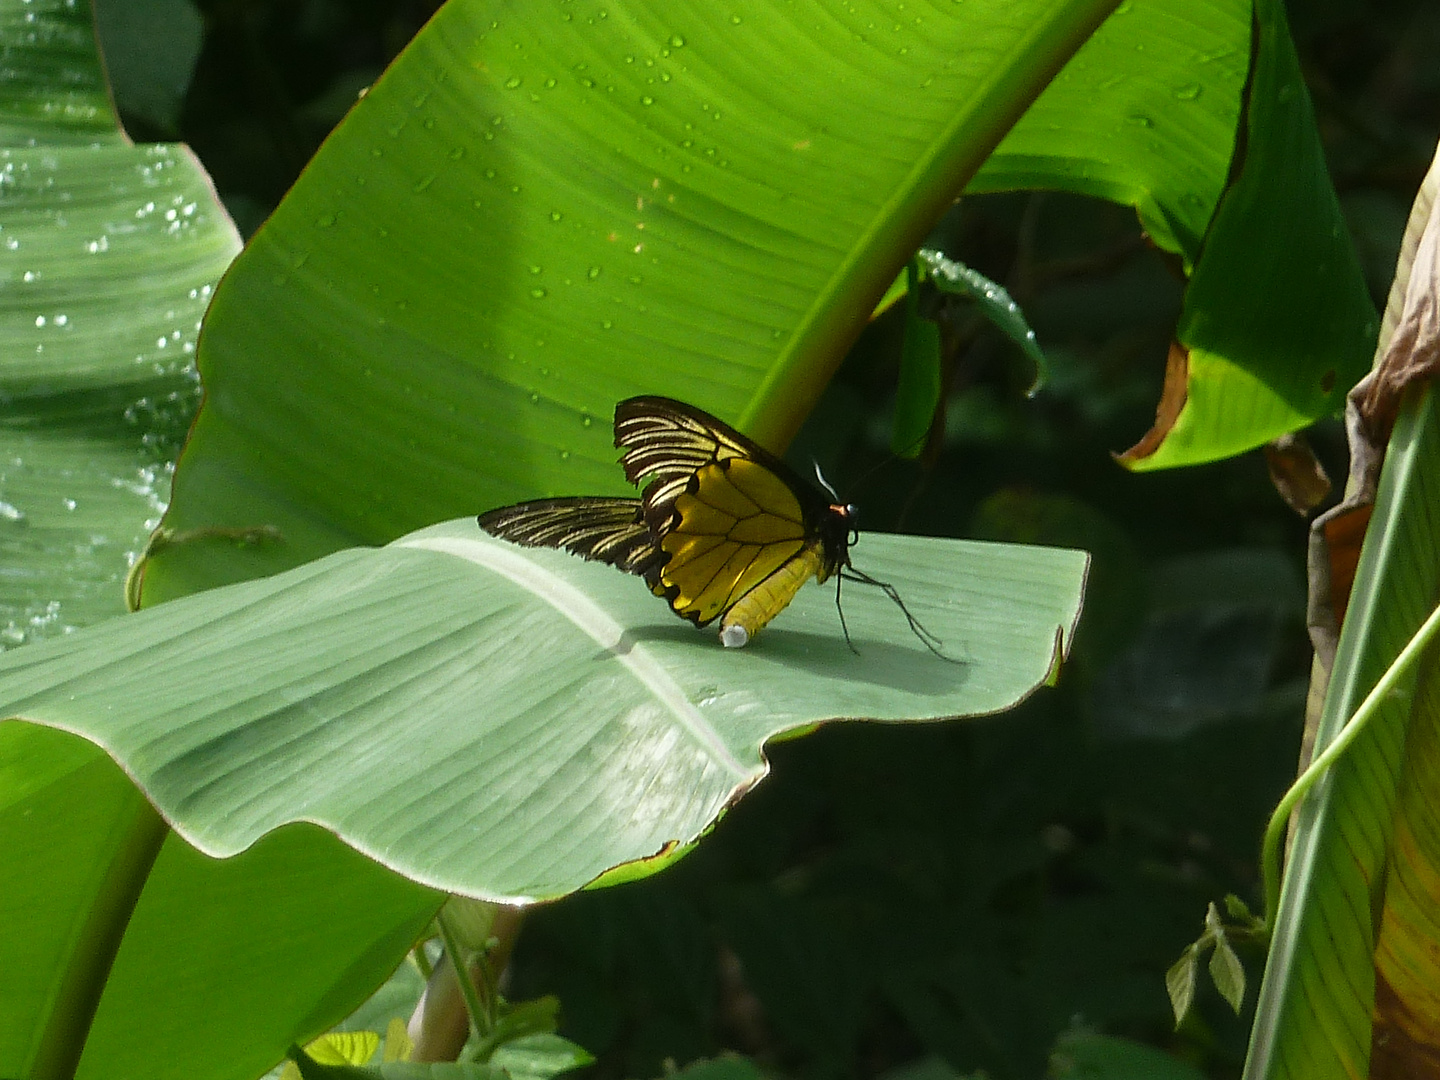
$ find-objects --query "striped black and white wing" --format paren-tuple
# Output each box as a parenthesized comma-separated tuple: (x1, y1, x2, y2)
(477, 496, 661, 578)
(614, 396, 813, 533)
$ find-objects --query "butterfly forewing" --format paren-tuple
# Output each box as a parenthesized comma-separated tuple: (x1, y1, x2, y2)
(613, 396, 818, 536)
(477, 496, 662, 577)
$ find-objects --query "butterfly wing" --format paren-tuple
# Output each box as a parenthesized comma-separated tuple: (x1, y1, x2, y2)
(477, 496, 662, 578)
(614, 396, 823, 532)
(477, 398, 848, 638)
(614, 397, 839, 628)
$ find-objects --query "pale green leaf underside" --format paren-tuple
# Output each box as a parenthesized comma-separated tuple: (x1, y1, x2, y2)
(0, 0, 121, 145)
(0, 142, 240, 643)
(0, 519, 1088, 903)
(1244, 391, 1440, 1078)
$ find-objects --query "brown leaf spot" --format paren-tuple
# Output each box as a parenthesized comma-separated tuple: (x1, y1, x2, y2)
(1264, 433, 1332, 515)
(1373, 959, 1440, 1078)
(1323, 504, 1373, 631)
(1116, 341, 1189, 467)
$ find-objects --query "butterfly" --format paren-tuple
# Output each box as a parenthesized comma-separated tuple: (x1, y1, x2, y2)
(477, 396, 943, 653)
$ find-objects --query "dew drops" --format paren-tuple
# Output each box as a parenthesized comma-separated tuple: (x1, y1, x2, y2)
(641, 95, 654, 106)
(545, 77, 557, 88)
(1173, 83, 1202, 101)
(670, 33, 685, 46)
(560, 450, 571, 461)
(1127, 113, 1155, 128)
(505, 76, 522, 89)
(530, 287, 548, 299)
(550, 210, 563, 222)
(601, 319, 613, 329)
(587, 265, 602, 279)
(582, 413, 594, 427)
(530, 392, 541, 403)
(449, 146, 467, 160)
(316, 212, 336, 227)
(414, 175, 435, 192)
(730, 14, 742, 23)
(34, 315, 45, 327)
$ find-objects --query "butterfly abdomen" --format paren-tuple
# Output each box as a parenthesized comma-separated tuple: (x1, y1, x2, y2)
(717, 544, 827, 648)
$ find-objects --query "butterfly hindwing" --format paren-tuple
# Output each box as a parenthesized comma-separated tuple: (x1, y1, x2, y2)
(650, 459, 812, 626)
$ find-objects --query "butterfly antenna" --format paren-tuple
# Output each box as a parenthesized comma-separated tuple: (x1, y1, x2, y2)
(840, 566, 950, 659)
(813, 460, 842, 502)
(834, 573, 860, 655)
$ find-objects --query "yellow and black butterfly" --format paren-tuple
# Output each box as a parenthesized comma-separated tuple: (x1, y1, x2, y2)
(477, 396, 943, 653)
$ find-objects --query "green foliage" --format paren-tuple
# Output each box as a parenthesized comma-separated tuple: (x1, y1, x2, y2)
(892, 261, 944, 458)
(1167, 896, 1264, 1025)
(0, 520, 1085, 902)
(1246, 391, 1440, 1076)
(2, 0, 1431, 1077)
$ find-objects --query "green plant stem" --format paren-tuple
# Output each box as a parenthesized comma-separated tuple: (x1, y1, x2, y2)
(436, 907, 491, 1042)
(1261, 598, 1440, 929)
(31, 791, 169, 1080)
(411, 937, 434, 981)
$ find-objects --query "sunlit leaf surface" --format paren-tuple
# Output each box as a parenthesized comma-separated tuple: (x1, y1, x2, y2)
(141, 0, 1124, 605)
(7, 519, 1089, 902)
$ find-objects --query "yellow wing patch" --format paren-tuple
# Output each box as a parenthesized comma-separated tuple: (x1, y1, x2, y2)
(655, 461, 811, 625)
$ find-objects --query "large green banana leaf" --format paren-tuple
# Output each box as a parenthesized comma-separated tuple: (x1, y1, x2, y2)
(0, 6, 433, 1080)
(0, 0, 237, 641)
(1, 520, 1088, 903)
(0, 0, 1371, 1076)
(139, 0, 1374, 627)
(1244, 149, 1440, 1078)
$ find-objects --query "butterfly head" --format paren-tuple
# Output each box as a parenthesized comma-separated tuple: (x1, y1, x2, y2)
(816, 501, 860, 575)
